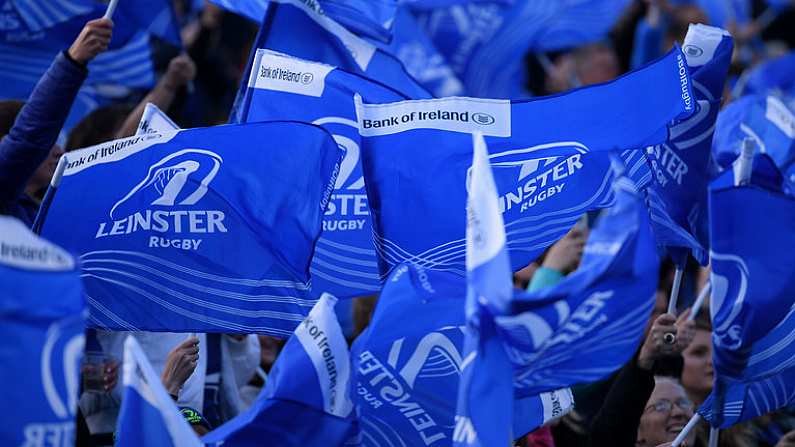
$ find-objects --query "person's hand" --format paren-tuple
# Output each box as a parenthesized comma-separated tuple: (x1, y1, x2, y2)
(200, 2, 224, 29)
(162, 54, 197, 91)
(638, 309, 696, 369)
(161, 337, 199, 396)
(81, 358, 119, 393)
(542, 226, 587, 274)
(68, 18, 113, 65)
(775, 430, 795, 447)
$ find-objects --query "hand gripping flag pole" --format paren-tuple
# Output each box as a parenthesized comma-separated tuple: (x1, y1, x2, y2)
(31, 155, 68, 235)
(104, 0, 121, 19)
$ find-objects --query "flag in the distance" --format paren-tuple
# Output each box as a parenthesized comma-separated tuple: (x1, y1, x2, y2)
(137, 103, 180, 136)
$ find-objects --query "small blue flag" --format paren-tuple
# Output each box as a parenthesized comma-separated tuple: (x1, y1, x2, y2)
(203, 293, 355, 446)
(698, 155, 795, 428)
(0, 216, 85, 447)
(41, 122, 343, 335)
(355, 46, 693, 276)
(713, 94, 795, 193)
(116, 335, 203, 447)
(643, 24, 733, 265)
(415, 0, 631, 97)
(228, 0, 430, 123)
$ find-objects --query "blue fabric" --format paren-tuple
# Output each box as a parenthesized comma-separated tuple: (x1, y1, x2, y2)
(697, 156, 795, 427)
(203, 295, 355, 446)
(41, 122, 343, 335)
(357, 46, 694, 277)
(630, 18, 664, 70)
(455, 165, 659, 445)
(403, 0, 514, 9)
(740, 51, 795, 98)
(642, 25, 733, 265)
(236, 50, 425, 299)
(0, 51, 87, 225)
(228, 0, 430, 123)
(712, 94, 795, 195)
(0, 217, 84, 446)
(375, 6, 465, 97)
(415, 0, 631, 97)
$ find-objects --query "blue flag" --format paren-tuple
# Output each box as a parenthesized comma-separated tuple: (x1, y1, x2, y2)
(375, 6, 465, 97)
(355, 46, 693, 276)
(137, 103, 181, 136)
(738, 50, 795, 98)
(697, 155, 795, 428)
(116, 336, 203, 447)
(237, 50, 423, 299)
(203, 294, 355, 446)
(0, 216, 85, 447)
(713, 94, 795, 194)
(228, 0, 430, 123)
(415, 0, 630, 97)
(41, 122, 343, 335)
(642, 24, 733, 265)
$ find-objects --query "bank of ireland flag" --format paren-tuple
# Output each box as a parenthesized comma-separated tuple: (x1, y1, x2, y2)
(229, 0, 430, 123)
(697, 155, 795, 428)
(136, 103, 180, 136)
(238, 49, 418, 299)
(356, 46, 694, 276)
(41, 122, 343, 335)
(0, 216, 85, 447)
(203, 293, 355, 446)
(712, 94, 795, 194)
(116, 336, 203, 447)
(643, 24, 733, 265)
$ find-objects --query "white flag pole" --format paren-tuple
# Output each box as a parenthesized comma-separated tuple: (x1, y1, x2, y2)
(708, 427, 719, 447)
(672, 413, 702, 447)
(734, 138, 756, 187)
(688, 282, 712, 321)
(31, 155, 68, 235)
(104, 0, 120, 19)
(667, 266, 684, 315)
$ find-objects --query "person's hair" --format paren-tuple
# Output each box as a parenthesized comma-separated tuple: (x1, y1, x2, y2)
(0, 100, 24, 140)
(693, 308, 712, 332)
(66, 103, 135, 151)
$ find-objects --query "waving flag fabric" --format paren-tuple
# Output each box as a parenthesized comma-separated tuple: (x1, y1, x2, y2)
(355, 46, 693, 276)
(227, 0, 429, 123)
(41, 122, 343, 335)
(376, 6, 465, 97)
(455, 156, 659, 445)
(203, 294, 355, 446)
(415, 0, 631, 97)
(738, 51, 795, 98)
(713, 94, 795, 193)
(0, 217, 85, 446)
(116, 336, 203, 447)
(642, 24, 733, 265)
(137, 103, 181, 136)
(697, 155, 795, 428)
(237, 50, 418, 299)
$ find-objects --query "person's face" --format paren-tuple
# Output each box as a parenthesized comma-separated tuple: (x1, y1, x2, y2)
(638, 381, 694, 447)
(28, 144, 64, 193)
(681, 329, 713, 402)
(258, 335, 281, 372)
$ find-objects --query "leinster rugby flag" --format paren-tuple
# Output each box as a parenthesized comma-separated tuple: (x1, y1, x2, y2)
(41, 123, 343, 335)
(356, 46, 694, 276)
(204, 294, 355, 446)
(643, 24, 733, 265)
(238, 50, 415, 298)
(698, 155, 795, 427)
(0, 217, 85, 446)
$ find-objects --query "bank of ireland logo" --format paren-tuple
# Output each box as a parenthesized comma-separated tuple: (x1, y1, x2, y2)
(710, 251, 750, 350)
(471, 112, 495, 126)
(301, 72, 314, 85)
(110, 149, 223, 219)
(683, 44, 704, 58)
(312, 117, 364, 190)
(41, 315, 85, 419)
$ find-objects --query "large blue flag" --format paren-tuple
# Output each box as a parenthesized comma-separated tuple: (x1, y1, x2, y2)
(713, 94, 795, 194)
(237, 50, 421, 299)
(41, 122, 343, 335)
(0, 216, 85, 446)
(116, 335, 203, 447)
(415, 0, 631, 97)
(642, 24, 733, 265)
(355, 46, 693, 276)
(738, 50, 795, 98)
(697, 155, 795, 428)
(203, 293, 355, 446)
(227, 0, 430, 123)
(375, 6, 465, 97)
